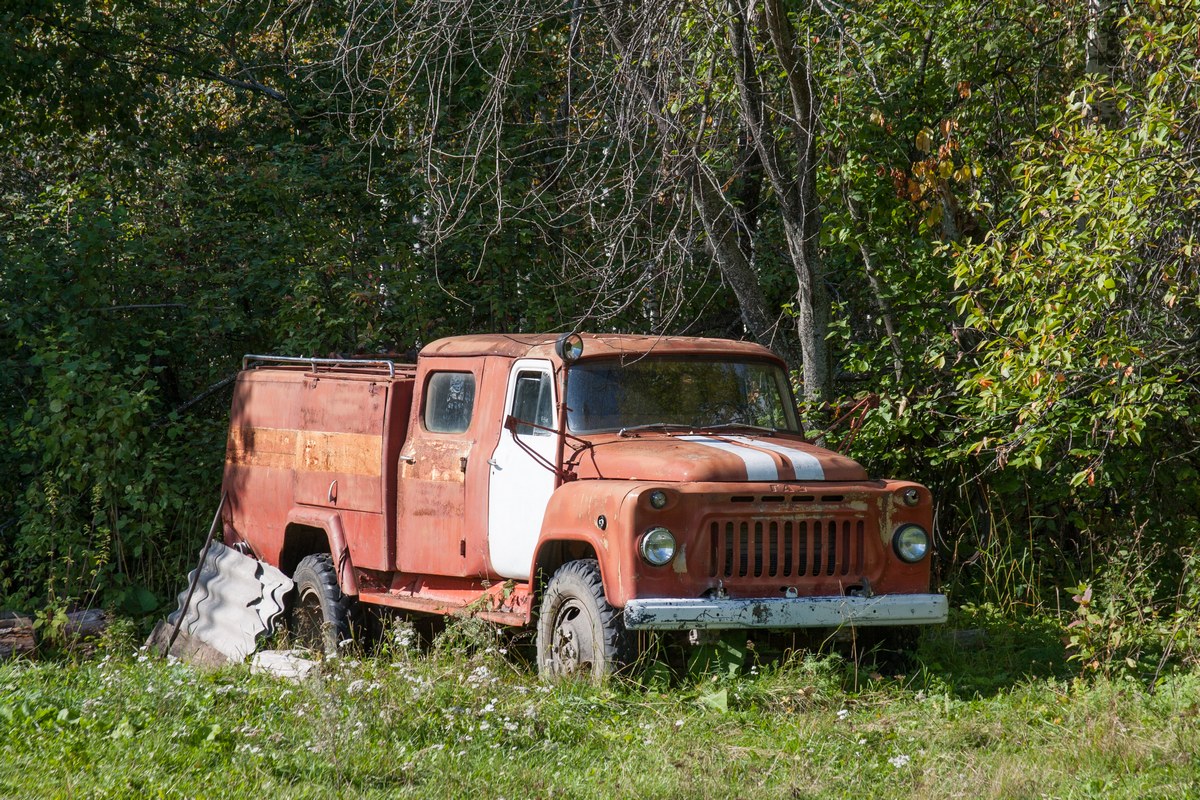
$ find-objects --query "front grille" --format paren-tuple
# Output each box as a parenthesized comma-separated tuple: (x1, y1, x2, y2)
(708, 518, 866, 579)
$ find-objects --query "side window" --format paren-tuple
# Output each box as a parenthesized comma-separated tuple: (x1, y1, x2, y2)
(511, 371, 553, 436)
(424, 372, 476, 433)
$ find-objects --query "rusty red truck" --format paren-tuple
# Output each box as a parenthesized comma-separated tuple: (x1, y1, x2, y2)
(221, 333, 946, 676)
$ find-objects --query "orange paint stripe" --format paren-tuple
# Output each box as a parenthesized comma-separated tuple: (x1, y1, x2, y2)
(226, 427, 382, 477)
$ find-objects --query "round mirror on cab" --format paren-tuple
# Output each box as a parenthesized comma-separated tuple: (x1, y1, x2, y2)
(555, 332, 585, 363)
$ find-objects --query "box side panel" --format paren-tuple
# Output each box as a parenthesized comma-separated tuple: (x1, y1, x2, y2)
(222, 371, 305, 567)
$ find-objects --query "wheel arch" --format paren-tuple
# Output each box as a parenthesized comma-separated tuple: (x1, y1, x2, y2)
(283, 508, 359, 596)
(531, 534, 625, 610)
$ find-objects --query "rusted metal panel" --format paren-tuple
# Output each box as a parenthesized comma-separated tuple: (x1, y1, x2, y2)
(165, 542, 293, 662)
(223, 373, 304, 567)
(294, 375, 388, 514)
(381, 379, 414, 568)
(622, 594, 949, 630)
(539, 478, 933, 609)
(568, 432, 868, 482)
(395, 355, 504, 577)
(421, 333, 784, 364)
(356, 571, 534, 626)
(223, 366, 415, 576)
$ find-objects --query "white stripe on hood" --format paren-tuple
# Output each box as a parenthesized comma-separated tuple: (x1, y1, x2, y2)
(677, 435, 779, 481)
(726, 436, 825, 480)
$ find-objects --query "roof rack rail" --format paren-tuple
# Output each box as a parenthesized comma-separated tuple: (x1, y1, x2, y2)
(242, 354, 397, 378)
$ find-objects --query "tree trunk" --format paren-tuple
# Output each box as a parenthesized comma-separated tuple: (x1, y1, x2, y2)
(728, 0, 832, 403)
(691, 171, 778, 349)
(1085, 0, 1122, 127)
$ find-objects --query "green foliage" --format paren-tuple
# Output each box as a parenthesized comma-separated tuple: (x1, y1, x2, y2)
(819, 0, 1200, 631)
(1, 0, 1199, 660)
(1065, 544, 1200, 681)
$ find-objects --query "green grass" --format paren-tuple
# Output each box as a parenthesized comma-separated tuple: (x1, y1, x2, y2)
(3, 614, 1199, 799)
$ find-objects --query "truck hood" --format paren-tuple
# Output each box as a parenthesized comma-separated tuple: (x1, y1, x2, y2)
(569, 431, 868, 483)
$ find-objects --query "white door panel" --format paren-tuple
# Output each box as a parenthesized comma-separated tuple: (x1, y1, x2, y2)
(488, 360, 557, 579)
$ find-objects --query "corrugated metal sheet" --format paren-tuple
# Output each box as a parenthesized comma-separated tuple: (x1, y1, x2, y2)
(166, 542, 293, 662)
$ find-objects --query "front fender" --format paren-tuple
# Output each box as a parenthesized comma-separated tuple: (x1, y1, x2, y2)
(533, 480, 643, 607)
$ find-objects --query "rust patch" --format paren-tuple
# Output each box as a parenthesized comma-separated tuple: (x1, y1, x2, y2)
(299, 431, 382, 476)
(226, 426, 381, 477)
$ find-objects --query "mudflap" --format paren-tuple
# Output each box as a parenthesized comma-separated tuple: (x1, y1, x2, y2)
(147, 542, 293, 665)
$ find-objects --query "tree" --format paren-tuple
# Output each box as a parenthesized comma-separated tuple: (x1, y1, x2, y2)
(319, 0, 843, 399)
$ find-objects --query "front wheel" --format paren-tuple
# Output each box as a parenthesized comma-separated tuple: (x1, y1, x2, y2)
(290, 553, 356, 655)
(537, 559, 632, 679)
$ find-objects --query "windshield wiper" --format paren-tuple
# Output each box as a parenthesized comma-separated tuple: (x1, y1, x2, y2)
(702, 422, 779, 435)
(617, 422, 696, 437)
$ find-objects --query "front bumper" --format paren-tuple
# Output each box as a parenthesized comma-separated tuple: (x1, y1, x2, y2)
(622, 593, 948, 630)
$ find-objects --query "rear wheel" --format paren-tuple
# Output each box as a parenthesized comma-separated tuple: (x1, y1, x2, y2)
(537, 559, 631, 679)
(290, 554, 355, 655)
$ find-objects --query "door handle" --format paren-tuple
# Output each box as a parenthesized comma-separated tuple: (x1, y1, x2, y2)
(399, 454, 415, 463)
(327, 480, 338, 503)
(488, 458, 500, 469)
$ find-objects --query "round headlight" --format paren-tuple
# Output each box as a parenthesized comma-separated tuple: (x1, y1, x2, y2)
(640, 527, 676, 566)
(648, 490, 668, 509)
(892, 524, 930, 563)
(555, 332, 584, 363)
(900, 487, 921, 507)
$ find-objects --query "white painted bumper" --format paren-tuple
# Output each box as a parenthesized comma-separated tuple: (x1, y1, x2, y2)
(622, 594, 948, 630)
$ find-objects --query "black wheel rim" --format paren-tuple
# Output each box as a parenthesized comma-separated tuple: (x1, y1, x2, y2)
(293, 588, 325, 651)
(550, 599, 596, 675)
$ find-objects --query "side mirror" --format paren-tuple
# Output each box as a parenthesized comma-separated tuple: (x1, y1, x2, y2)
(555, 332, 584, 363)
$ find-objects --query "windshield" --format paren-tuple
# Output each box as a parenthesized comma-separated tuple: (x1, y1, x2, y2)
(566, 357, 801, 434)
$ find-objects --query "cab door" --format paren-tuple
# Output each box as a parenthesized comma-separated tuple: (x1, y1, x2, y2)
(487, 360, 557, 579)
(396, 363, 481, 576)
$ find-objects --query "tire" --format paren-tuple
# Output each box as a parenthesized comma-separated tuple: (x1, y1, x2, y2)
(537, 559, 631, 679)
(290, 553, 355, 655)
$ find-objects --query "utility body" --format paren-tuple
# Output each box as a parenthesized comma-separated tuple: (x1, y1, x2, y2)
(222, 333, 946, 675)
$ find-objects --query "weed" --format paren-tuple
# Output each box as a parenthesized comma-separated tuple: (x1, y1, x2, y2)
(4, 613, 1197, 798)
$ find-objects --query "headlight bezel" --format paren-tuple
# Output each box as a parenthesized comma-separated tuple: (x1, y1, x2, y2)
(892, 523, 930, 563)
(639, 526, 677, 567)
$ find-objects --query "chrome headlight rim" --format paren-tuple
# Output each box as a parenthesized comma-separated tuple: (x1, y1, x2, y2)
(892, 523, 930, 563)
(639, 526, 676, 566)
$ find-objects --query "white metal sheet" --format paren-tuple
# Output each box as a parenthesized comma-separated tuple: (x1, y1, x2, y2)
(166, 542, 293, 662)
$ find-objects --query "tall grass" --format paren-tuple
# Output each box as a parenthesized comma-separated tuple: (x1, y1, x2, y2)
(3, 615, 1200, 799)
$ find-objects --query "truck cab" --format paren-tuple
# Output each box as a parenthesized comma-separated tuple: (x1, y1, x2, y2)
(221, 333, 946, 676)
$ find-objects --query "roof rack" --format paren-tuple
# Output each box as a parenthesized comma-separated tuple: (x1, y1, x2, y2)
(242, 354, 397, 378)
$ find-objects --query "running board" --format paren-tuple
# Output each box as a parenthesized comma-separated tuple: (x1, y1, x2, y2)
(357, 576, 534, 627)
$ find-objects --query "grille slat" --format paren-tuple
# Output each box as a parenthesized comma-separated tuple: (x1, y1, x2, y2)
(708, 517, 868, 579)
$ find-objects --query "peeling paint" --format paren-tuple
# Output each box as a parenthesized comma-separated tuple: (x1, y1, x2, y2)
(623, 593, 948, 630)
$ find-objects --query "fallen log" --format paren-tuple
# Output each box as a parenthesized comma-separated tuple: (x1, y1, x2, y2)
(0, 609, 112, 659)
(0, 612, 35, 659)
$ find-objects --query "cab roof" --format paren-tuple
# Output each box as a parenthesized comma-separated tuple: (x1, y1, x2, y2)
(419, 333, 784, 364)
